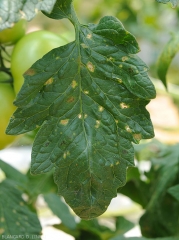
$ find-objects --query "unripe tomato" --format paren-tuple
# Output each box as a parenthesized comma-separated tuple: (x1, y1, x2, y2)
(0, 81, 17, 149)
(0, 20, 27, 45)
(11, 30, 68, 94)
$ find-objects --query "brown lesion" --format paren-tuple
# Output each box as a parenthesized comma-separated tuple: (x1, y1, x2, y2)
(24, 68, 36, 76)
(67, 96, 75, 103)
(60, 119, 69, 125)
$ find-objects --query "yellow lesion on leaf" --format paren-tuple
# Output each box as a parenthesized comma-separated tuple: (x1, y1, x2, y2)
(71, 80, 78, 89)
(95, 120, 100, 128)
(99, 106, 104, 112)
(34, 8, 38, 14)
(87, 33, 92, 39)
(44, 77, 53, 86)
(60, 119, 69, 126)
(63, 151, 70, 159)
(125, 125, 132, 133)
(87, 62, 95, 72)
(122, 56, 128, 62)
(107, 57, 115, 62)
(1, 217, 5, 222)
(120, 102, 129, 109)
(78, 114, 82, 119)
(117, 78, 123, 84)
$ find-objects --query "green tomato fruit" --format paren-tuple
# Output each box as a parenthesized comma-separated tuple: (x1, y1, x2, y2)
(0, 82, 17, 149)
(0, 20, 27, 45)
(11, 30, 68, 94)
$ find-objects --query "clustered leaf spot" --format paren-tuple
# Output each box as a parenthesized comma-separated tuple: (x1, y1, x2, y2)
(119, 64, 123, 68)
(116, 161, 120, 165)
(78, 114, 82, 119)
(120, 102, 130, 109)
(87, 62, 95, 72)
(60, 119, 69, 126)
(84, 90, 89, 94)
(44, 78, 54, 85)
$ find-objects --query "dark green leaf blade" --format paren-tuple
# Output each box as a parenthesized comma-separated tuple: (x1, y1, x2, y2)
(43, 0, 73, 20)
(156, 0, 178, 7)
(0, 159, 28, 187)
(0, 180, 42, 237)
(0, 0, 56, 30)
(139, 144, 179, 237)
(6, 16, 155, 219)
(168, 184, 179, 202)
(157, 33, 179, 89)
(43, 193, 76, 230)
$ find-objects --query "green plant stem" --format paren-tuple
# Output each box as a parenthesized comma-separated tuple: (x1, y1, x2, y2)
(68, 3, 80, 38)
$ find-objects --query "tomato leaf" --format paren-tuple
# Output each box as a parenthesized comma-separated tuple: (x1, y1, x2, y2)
(43, 0, 73, 20)
(0, 0, 56, 30)
(156, 0, 178, 7)
(157, 33, 179, 89)
(168, 184, 179, 202)
(139, 144, 179, 237)
(0, 180, 42, 237)
(43, 193, 77, 230)
(6, 13, 155, 219)
(0, 159, 28, 187)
